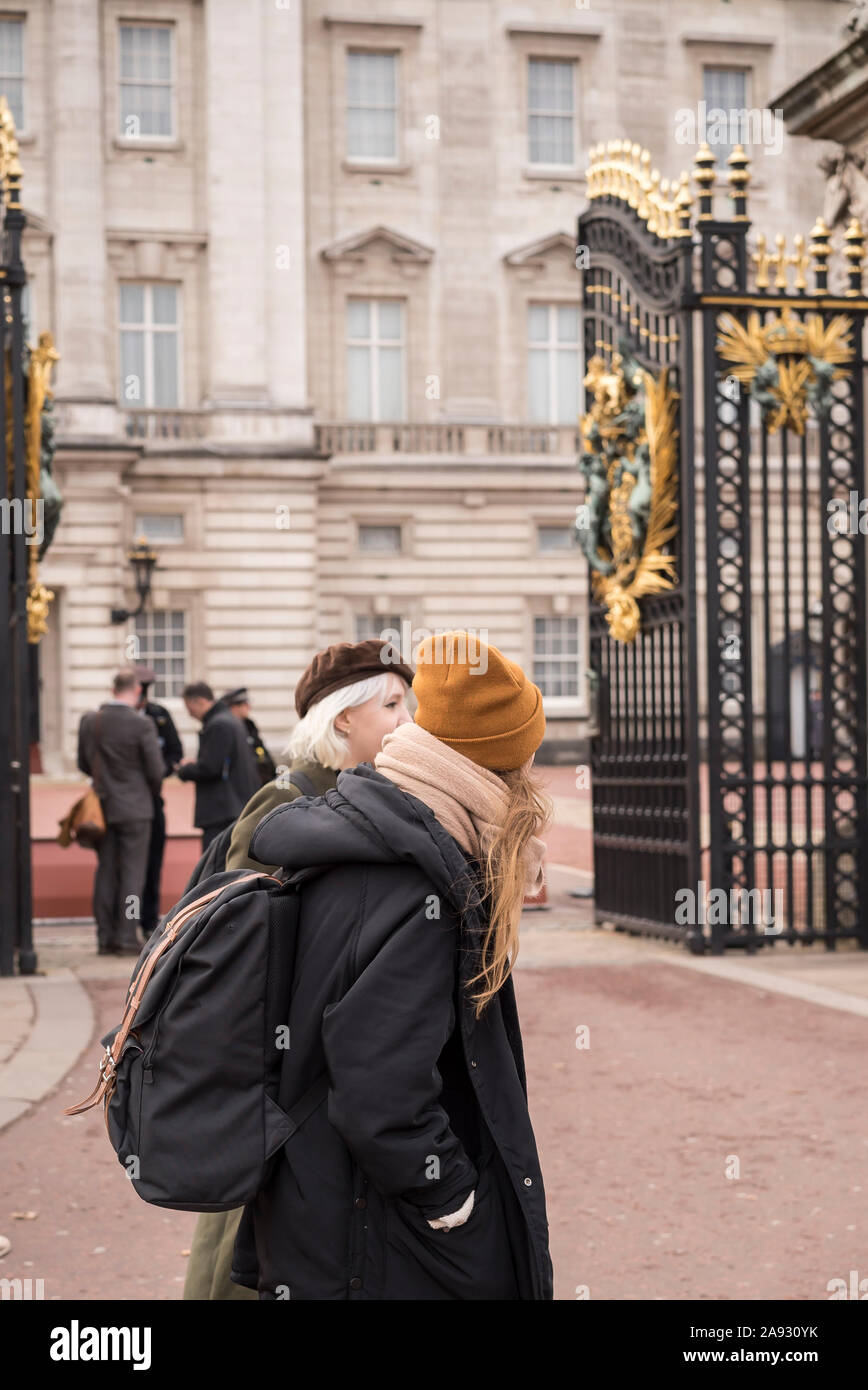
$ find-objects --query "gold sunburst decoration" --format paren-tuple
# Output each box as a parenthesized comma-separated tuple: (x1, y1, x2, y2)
(716, 308, 853, 435)
(578, 356, 680, 644)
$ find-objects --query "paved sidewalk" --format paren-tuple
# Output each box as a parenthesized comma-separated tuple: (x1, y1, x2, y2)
(0, 970, 93, 1133)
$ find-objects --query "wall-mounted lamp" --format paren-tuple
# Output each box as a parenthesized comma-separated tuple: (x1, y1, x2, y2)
(111, 537, 158, 624)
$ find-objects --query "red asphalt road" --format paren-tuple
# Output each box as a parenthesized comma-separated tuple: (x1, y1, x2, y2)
(2, 955, 865, 1301)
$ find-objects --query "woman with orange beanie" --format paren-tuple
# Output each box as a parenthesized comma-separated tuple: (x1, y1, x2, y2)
(231, 631, 554, 1300)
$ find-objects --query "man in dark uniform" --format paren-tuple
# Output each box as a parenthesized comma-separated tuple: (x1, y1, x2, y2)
(177, 682, 260, 851)
(222, 686, 277, 786)
(135, 665, 183, 936)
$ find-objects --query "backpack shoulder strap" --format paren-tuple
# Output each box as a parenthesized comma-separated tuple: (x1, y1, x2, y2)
(284, 1070, 330, 1139)
(287, 769, 319, 799)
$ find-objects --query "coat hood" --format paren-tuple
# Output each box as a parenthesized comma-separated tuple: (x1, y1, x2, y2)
(249, 763, 483, 921)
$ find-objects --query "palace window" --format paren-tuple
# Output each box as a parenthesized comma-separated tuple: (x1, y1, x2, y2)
(354, 613, 403, 643)
(133, 609, 187, 699)
(347, 299, 405, 421)
(538, 525, 574, 552)
(134, 514, 184, 544)
(358, 523, 402, 553)
(528, 58, 576, 165)
(119, 283, 181, 408)
(0, 17, 25, 131)
(528, 303, 581, 424)
(118, 23, 174, 139)
(347, 50, 398, 160)
(702, 67, 748, 162)
(533, 616, 581, 699)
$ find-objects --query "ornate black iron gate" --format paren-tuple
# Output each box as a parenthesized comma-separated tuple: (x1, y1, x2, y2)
(579, 139, 868, 952)
(577, 147, 701, 942)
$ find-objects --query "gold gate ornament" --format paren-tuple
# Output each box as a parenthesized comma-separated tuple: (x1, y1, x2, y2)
(579, 355, 679, 644)
(716, 307, 853, 435)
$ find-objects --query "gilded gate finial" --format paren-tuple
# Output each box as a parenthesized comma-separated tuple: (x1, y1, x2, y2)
(585, 139, 692, 241)
(809, 217, 832, 294)
(726, 145, 750, 222)
(693, 143, 716, 221)
(843, 218, 865, 297)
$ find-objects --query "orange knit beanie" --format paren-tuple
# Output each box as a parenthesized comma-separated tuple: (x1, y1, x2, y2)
(412, 631, 546, 771)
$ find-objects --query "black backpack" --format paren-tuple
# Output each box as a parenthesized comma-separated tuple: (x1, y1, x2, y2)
(64, 866, 327, 1211)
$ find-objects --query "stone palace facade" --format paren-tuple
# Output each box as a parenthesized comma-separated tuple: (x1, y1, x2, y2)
(13, 0, 848, 769)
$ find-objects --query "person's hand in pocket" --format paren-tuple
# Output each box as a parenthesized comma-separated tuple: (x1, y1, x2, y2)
(426, 1187, 475, 1231)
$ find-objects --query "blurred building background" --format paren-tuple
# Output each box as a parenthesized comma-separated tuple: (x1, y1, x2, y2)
(10, 0, 853, 769)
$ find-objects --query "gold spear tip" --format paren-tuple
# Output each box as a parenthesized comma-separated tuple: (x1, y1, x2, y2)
(844, 216, 864, 239)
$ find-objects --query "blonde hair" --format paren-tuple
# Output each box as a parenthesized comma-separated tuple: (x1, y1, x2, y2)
(465, 765, 553, 1019)
(284, 672, 399, 771)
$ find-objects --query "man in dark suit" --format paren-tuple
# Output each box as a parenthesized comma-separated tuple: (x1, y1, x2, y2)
(222, 687, 277, 787)
(176, 681, 260, 851)
(135, 665, 184, 936)
(78, 667, 165, 955)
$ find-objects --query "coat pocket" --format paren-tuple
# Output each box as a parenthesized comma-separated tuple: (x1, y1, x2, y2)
(385, 1161, 519, 1300)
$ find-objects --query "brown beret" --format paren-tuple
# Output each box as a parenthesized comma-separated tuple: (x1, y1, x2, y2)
(295, 639, 414, 719)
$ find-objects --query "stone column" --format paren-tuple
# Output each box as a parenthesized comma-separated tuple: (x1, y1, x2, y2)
(263, 0, 310, 419)
(203, 0, 269, 405)
(49, 0, 112, 409)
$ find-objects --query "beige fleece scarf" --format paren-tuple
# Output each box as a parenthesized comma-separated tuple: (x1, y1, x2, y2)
(374, 722, 546, 896)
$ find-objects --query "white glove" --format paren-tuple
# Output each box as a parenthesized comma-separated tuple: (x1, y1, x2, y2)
(426, 1188, 475, 1230)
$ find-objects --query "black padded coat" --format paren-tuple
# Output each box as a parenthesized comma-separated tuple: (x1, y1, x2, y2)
(231, 763, 553, 1301)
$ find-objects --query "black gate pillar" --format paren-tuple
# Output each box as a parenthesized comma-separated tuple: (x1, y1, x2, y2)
(0, 101, 36, 976)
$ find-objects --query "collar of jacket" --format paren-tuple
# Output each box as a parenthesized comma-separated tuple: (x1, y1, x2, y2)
(202, 699, 229, 725)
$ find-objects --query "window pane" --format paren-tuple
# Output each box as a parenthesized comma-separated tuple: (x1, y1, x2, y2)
(556, 349, 580, 424)
(530, 114, 573, 165)
(120, 331, 146, 404)
(528, 349, 549, 423)
(529, 59, 573, 114)
(347, 345, 372, 419)
(0, 20, 24, 72)
(378, 346, 403, 419)
(377, 302, 402, 340)
(119, 284, 145, 324)
(355, 612, 402, 641)
(347, 300, 370, 339)
(703, 68, 747, 157)
(121, 24, 171, 81)
(134, 513, 184, 543)
(347, 51, 396, 105)
(348, 105, 396, 158)
(538, 526, 574, 552)
(557, 305, 580, 343)
(528, 304, 549, 343)
(152, 285, 177, 325)
(121, 82, 172, 138)
(151, 27, 172, 80)
(359, 524, 402, 551)
(3, 77, 23, 131)
(152, 332, 179, 407)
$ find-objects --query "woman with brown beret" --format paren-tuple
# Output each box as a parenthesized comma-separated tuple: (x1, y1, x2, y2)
(183, 637, 413, 1300)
